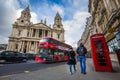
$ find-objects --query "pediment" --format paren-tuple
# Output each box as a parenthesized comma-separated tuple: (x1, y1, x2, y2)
(33, 23, 51, 30)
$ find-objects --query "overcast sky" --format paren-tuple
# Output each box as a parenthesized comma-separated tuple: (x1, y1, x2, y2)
(0, 0, 90, 47)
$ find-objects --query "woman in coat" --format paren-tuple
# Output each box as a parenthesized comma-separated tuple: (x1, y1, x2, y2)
(67, 48, 76, 75)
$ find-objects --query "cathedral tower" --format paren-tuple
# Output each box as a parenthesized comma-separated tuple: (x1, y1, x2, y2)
(15, 5, 32, 26)
(7, 6, 33, 52)
(53, 12, 65, 42)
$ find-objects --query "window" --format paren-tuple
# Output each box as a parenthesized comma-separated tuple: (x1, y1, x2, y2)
(107, 38, 120, 53)
(51, 33, 52, 37)
(57, 25, 60, 28)
(38, 48, 48, 55)
(45, 30, 48, 36)
(21, 20, 24, 23)
(16, 44, 18, 49)
(39, 29, 42, 37)
(27, 31, 29, 37)
(18, 31, 21, 36)
(32, 29, 36, 37)
(31, 41, 34, 47)
(58, 34, 60, 39)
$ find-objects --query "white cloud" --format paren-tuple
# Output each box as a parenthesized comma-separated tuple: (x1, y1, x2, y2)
(31, 12, 39, 23)
(0, 0, 38, 44)
(63, 11, 90, 47)
(0, 0, 20, 44)
(19, 0, 30, 6)
(52, 4, 64, 17)
(33, 3, 65, 26)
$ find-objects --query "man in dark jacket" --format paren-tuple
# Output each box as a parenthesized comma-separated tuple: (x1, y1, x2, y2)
(67, 48, 76, 75)
(76, 43, 87, 74)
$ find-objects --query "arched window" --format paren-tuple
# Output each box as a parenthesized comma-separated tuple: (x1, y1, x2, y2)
(16, 44, 18, 50)
(58, 34, 60, 39)
(57, 25, 60, 28)
(18, 31, 21, 36)
(27, 31, 29, 37)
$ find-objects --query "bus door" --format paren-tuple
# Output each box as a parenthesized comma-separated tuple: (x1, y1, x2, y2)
(53, 50, 64, 61)
(47, 48, 54, 61)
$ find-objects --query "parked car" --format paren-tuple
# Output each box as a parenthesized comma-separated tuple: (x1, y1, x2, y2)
(19, 52, 28, 62)
(25, 53, 36, 60)
(0, 50, 27, 63)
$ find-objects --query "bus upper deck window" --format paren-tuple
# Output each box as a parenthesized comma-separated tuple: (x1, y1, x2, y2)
(40, 38, 50, 42)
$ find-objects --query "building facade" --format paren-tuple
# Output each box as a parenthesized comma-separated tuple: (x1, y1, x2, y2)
(88, 0, 120, 53)
(77, 17, 92, 57)
(7, 6, 65, 54)
(77, 0, 120, 59)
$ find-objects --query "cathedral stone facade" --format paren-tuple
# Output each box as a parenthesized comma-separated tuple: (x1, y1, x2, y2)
(7, 6, 65, 54)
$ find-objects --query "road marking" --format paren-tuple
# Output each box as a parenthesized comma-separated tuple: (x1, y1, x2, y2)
(0, 74, 14, 78)
(0, 71, 30, 79)
(24, 70, 30, 73)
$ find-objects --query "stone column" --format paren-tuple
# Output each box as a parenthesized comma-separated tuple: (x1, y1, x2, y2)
(42, 30, 44, 38)
(43, 30, 45, 37)
(38, 29, 40, 37)
(37, 29, 39, 38)
(46, 30, 49, 36)
(48, 30, 50, 36)
(21, 41, 25, 52)
(27, 41, 30, 52)
(10, 42, 13, 50)
(39, 29, 41, 38)
(11, 42, 13, 50)
(30, 29, 32, 37)
(12, 42, 15, 50)
(29, 29, 32, 37)
(20, 41, 23, 52)
(35, 42, 37, 54)
(18, 41, 21, 52)
(26, 41, 29, 53)
(28, 41, 31, 52)
(35, 29, 38, 37)
(36, 42, 38, 54)
(31, 29, 33, 37)
(8, 42, 10, 50)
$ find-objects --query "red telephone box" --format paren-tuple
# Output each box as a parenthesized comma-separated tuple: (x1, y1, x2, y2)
(90, 34, 113, 72)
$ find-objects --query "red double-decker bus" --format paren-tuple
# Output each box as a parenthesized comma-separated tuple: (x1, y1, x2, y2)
(35, 37, 72, 63)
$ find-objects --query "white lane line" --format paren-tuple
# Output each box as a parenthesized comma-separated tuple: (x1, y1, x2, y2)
(0, 70, 30, 79)
(24, 70, 30, 73)
(0, 74, 14, 78)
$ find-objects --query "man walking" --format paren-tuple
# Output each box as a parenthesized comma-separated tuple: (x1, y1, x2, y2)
(77, 43, 87, 74)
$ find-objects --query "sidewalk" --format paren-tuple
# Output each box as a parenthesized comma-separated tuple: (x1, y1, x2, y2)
(0, 59, 120, 80)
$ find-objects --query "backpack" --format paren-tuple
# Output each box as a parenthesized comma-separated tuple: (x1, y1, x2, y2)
(77, 46, 87, 56)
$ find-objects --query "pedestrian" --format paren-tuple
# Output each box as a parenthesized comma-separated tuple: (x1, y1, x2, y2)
(76, 43, 87, 74)
(67, 48, 76, 75)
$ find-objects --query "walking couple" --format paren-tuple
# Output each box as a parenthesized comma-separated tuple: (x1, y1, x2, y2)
(67, 43, 87, 75)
